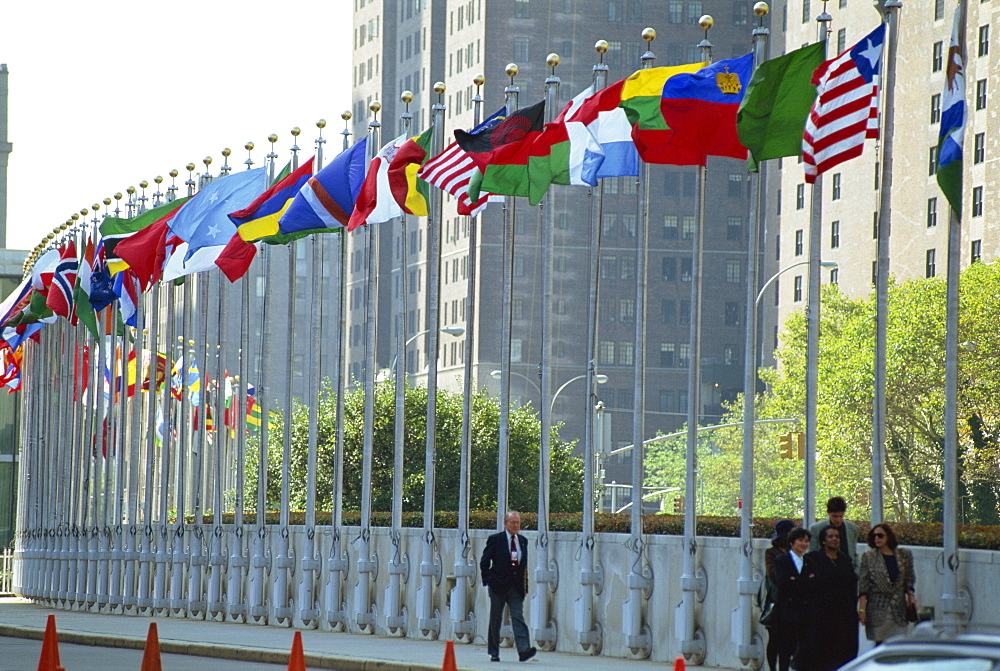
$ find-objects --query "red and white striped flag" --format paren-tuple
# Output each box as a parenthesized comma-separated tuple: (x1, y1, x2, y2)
(418, 141, 501, 216)
(418, 107, 507, 216)
(802, 23, 885, 184)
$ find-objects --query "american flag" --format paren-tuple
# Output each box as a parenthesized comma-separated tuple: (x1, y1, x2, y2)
(417, 108, 506, 216)
(802, 23, 885, 184)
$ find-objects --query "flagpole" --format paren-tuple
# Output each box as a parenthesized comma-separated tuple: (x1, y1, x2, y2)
(802, 3, 832, 532)
(577, 40, 609, 654)
(452, 72, 485, 642)
(249, 140, 273, 626)
(123, 273, 144, 613)
(76, 226, 95, 606)
(208, 266, 228, 621)
(872, 1, 902, 525)
(228, 208, 251, 622)
(388, 92, 413, 636)
(153, 283, 174, 615)
(273, 129, 301, 625)
(66, 237, 84, 607)
(298, 119, 328, 629)
(679, 19, 713, 665)
(139, 281, 160, 614)
(532, 53, 560, 651)
(735, 5, 770, 666)
(56, 308, 73, 605)
(940, 0, 971, 634)
(95, 302, 111, 611)
(110, 281, 130, 611)
(170, 287, 193, 616)
(326, 111, 352, 630)
(624, 28, 656, 660)
(497, 64, 519, 529)
(189, 272, 211, 619)
(417, 82, 446, 639)
(356, 100, 382, 634)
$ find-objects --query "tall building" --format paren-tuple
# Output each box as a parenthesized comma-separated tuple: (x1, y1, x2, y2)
(351, 0, 764, 496)
(765, 0, 999, 353)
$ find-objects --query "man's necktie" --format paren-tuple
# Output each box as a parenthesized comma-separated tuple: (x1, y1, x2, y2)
(510, 536, 518, 568)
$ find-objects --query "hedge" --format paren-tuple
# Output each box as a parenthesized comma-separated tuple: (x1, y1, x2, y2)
(177, 512, 1000, 551)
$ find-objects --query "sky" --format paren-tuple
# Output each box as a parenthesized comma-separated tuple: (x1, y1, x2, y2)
(2, 0, 353, 252)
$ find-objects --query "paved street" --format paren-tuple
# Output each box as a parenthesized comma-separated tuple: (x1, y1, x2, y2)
(0, 636, 290, 671)
(0, 597, 734, 671)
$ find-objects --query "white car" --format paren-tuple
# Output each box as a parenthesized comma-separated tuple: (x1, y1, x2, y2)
(839, 628, 1000, 671)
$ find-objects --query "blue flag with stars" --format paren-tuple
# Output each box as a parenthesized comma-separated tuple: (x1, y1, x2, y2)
(168, 167, 267, 260)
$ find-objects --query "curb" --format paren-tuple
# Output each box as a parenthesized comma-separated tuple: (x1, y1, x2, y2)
(0, 624, 448, 671)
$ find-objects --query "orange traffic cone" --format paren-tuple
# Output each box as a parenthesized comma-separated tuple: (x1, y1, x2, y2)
(673, 655, 686, 671)
(287, 630, 306, 671)
(140, 621, 162, 671)
(441, 639, 457, 671)
(37, 614, 65, 671)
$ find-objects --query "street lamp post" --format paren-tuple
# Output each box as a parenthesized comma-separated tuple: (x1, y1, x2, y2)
(489, 370, 608, 414)
(387, 326, 465, 376)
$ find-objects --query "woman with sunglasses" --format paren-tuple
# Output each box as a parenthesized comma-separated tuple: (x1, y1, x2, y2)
(857, 523, 916, 644)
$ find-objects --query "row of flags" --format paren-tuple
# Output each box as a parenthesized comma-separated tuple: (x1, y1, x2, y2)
(2, 15, 968, 393)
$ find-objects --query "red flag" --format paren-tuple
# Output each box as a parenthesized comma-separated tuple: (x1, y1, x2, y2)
(214, 232, 259, 282)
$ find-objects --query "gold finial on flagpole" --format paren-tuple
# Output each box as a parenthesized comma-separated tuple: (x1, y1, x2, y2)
(245, 141, 255, 169)
(221, 147, 232, 175)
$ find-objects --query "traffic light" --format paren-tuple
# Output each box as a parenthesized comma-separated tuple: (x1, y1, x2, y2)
(779, 431, 805, 459)
(673, 496, 684, 514)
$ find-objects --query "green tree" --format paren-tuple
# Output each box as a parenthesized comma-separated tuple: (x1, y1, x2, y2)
(245, 380, 584, 515)
(646, 262, 1000, 523)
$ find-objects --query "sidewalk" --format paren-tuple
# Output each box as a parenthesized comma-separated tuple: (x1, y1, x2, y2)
(0, 598, 734, 671)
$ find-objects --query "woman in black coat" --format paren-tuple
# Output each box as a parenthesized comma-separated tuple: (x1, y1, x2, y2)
(800, 525, 859, 671)
(771, 527, 813, 671)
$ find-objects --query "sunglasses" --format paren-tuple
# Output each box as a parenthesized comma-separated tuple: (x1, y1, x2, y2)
(873, 532, 886, 538)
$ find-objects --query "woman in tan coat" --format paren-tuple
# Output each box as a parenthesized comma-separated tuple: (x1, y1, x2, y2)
(857, 523, 916, 643)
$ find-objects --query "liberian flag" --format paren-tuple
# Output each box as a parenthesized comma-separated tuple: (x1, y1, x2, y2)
(347, 134, 407, 231)
(802, 23, 885, 183)
(418, 108, 506, 216)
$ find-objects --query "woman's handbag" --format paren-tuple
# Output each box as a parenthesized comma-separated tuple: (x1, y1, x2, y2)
(905, 600, 918, 623)
(759, 599, 777, 626)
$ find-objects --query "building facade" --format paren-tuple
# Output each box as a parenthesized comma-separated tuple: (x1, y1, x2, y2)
(351, 0, 765, 496)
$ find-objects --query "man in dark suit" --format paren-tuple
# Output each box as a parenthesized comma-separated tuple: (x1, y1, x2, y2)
(480, 511, 536, 663)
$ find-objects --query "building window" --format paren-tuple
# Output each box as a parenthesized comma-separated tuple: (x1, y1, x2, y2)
(662, 257, 676, 282)
(774, 279, 780, 306)
(621, 214, 637, 238)
(511, 338, 523, 362)
(725, 301, 741, 326)
(601, 255, 619, 280)
(837, 28, 846, 54)
(659, 390, 674, 413)
(620, 299, 635, 323)
(604, 177, 619, 194)
(600, 298, 616, 323)
(620, 257, 636, 280)
(872, 260, 878, 286)
(974, 133, 985, 164)
(687, 1, 703, 24)
(663, 214, 678, 239)
(976, 79, 987, 110)
(513, 37, 529, 62)
(512, 297, 524, 320)
(617, 342, 635, 367)
(793, 276, 803, 302)
(664, 173, 679, 197)
(599, 341, 615, 365)
(728, 173, 743, 198)
(927, 198, 937, 227)
(832, 173, 842, 200)
(802, 0, 810, 24)
(874, 161, 880, 190)
(623, 175, 637, 194)
(681, 215, 695, 239)
(972, 186, 984, 217)
(724, 345, 740, 366)
(935, 0, 944, 20)
(830, 267, 839, 285)
(678, 344, 691, 367)
(873, 211, 880, 239)
(971, 239, 982, 263)
(932, 41, 943, 71)
(668, 0, 683, 23)
(796, 184, 805, 210)
(515, 0, 530, 18)
(930, 94, 941, 123)
(679, 300, 691, 325)
(979, 25, 990, 57)
(727, 216, 742, 241)
(926, 249, 936, 278)
(607, 0, 621, 21)
(929, 146, 939, 176)
(662, 300, 675, 325)
(725, 259, 742, 283)
(617, 389, 634, 409)
(681, 258, 693, 282)
(794, 229, 804, 256)
(776, 234, 781, 260)
(831, 220, 840, 248)
(734, 2, 749, 24)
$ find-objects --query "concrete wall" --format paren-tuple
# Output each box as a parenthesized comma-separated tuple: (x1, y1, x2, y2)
(18, 525, 991, 668)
